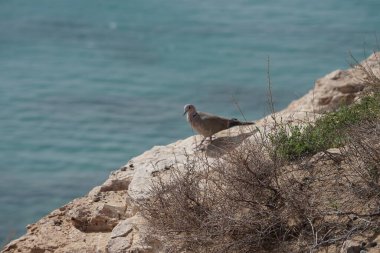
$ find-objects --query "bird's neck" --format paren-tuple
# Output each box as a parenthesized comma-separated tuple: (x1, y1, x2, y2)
(187, 111, 198, 122)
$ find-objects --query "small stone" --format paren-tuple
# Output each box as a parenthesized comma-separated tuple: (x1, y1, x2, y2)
(107, 237, 132, 253)
(93, 195, 101, 202)
(336, 83, 364, 94)
(327, 69, 344, 80)
(53, 219, 62, 226)
(367, 241, 377, 247)
(111, 220, 134, 239)
(318, 96, 332, 105)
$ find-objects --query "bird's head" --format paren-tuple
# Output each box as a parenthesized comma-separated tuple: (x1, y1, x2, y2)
(183, 104, 196, 116)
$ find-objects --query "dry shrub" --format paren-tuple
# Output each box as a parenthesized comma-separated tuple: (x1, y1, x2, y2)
(140, 138, 293, 253)
(138, 117, 380, 252)
(139, 54, 380, 252)
(351, 51, 380, 94)
(340, 120, 380, 202)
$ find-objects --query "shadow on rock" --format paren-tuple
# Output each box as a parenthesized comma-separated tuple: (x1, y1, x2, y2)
(204, 132, 254, 158)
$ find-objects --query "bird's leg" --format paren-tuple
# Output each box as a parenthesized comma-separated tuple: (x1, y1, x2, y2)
(194, 136, 214, 151)
(200, 136, 213, 145)
(194, 137, 208, 151)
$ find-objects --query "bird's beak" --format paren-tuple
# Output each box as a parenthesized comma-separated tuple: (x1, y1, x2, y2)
(183, 109, 189, 116)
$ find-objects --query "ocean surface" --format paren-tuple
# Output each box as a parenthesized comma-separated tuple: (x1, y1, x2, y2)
(1, 0, 379, 244)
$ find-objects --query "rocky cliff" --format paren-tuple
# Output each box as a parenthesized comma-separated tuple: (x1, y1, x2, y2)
(2, 53, 380, 253)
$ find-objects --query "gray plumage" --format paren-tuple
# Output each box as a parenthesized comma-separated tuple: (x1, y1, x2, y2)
(183, 104, 255, 144)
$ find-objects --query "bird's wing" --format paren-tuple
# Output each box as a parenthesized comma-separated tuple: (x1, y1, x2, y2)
(198, 112, 230, 133)
(198, 111, 227, 120)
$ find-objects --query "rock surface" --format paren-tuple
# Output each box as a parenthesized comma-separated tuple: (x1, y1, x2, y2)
(2, 53, 379, 253)
(284, 53, 380, 114)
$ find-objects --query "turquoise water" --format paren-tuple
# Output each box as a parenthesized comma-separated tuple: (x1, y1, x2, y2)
(1, 0, 379, 244)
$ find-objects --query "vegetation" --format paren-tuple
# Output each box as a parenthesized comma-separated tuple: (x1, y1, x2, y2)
(271, 93, 380, 160)
(139, 53, 380, 252)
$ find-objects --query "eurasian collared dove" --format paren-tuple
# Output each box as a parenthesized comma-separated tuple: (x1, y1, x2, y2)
(183, 104, 255, 144)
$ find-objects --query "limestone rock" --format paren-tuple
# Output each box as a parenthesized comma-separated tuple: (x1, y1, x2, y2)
(68, 202, 126, 232)
(285, 53, 379, 114)
(2, 190, 127, 253)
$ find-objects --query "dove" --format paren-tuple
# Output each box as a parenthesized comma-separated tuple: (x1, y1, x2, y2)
(183, 104, 255, 144)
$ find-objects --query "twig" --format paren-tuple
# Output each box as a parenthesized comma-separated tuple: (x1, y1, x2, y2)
(266, 56, 276, 114)
(324, 211, 380, 218)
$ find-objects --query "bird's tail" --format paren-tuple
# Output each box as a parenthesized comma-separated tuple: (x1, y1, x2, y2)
(228, 118, 255, 128)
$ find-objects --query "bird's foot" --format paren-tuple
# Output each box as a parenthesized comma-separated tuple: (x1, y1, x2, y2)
(193, 137, 213, 151)
(194, 144, 206, 151)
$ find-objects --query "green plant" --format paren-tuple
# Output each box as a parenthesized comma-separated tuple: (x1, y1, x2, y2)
(271, 94, 380, 160)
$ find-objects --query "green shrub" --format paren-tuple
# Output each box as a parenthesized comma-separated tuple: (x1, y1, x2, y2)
(271, 94, 380, 160)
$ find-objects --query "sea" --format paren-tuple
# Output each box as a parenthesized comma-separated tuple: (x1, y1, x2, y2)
(1, 0, 379, 245)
